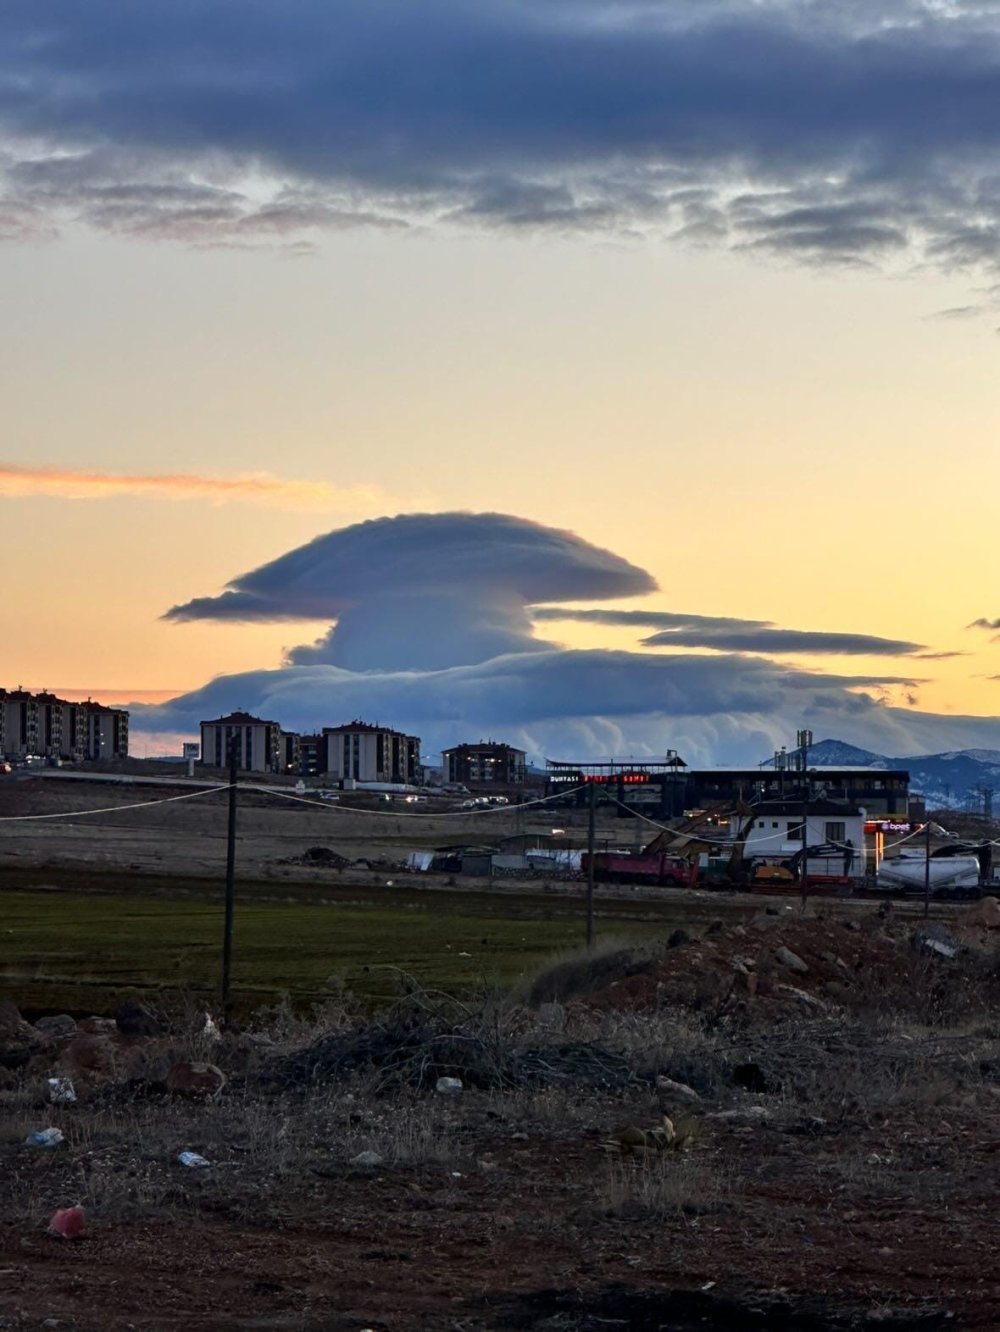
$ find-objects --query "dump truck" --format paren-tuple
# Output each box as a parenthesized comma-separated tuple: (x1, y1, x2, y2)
(582, 849, 699, 887)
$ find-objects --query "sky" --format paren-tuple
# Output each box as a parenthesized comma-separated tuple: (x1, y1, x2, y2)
(3, 1, 1000, 763)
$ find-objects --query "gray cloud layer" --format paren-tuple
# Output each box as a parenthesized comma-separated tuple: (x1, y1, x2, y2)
(133, 647, 989, 767)
(536, 607, 923, 656)
(3, 1, 1000, 274)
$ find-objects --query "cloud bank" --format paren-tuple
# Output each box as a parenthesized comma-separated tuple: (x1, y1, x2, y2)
(136, 510, 995, 764)
(2, 1, 1000, 280)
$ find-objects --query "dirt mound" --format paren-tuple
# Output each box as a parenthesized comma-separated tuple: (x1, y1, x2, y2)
(583, 912, 1000, 1023)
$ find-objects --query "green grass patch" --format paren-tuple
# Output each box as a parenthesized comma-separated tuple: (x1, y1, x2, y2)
(0, 864, 756, 1016)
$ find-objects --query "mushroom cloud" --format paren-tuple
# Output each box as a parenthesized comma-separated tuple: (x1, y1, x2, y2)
(164, 511, 656, 671)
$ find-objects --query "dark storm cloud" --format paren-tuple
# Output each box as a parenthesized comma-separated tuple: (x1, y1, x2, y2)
(2, 2, 1000, 268)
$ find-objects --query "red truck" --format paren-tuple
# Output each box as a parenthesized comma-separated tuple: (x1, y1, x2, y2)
(582, 850, 699, 887)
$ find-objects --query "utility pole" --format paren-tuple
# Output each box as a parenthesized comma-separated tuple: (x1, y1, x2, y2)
(221, 735, 239, 1022)
(797, 729, 812, 913)
(923, 815, 932, 920)
(586, 778, 596, 947)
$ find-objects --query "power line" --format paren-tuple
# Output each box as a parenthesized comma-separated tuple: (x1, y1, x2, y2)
(0, 784, 230, 822)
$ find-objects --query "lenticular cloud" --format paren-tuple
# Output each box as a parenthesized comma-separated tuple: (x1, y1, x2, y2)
(142, 509, 995, 764)
(163, 511, 656, 671)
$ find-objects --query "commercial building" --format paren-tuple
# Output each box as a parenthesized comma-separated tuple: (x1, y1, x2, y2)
(741, 800, 867, 875)
(200, 711, 282, 773)
(442, 741, 526, 790)
(546, 755, 910, 820)
(1, 687, 129, 762)
(321, 721, 420, 785)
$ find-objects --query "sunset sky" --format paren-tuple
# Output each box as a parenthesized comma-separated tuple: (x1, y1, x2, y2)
(3, 1, 1000, 760)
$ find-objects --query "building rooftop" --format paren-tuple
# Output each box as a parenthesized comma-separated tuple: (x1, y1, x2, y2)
(201, 710, 279, 727)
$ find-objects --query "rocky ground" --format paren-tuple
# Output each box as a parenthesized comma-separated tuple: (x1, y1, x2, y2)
(2, 907, 1000, 1330)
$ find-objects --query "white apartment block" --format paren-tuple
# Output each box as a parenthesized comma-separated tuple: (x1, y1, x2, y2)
(321, 721, 420, 785)
(200, 711, 282, 773)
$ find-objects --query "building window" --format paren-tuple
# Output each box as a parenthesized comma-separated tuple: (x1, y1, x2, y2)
(825, 822, 846, 844)
(786, 821, 801, 840)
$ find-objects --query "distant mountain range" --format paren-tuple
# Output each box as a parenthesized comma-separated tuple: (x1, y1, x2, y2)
(800, 738, 1000, 811)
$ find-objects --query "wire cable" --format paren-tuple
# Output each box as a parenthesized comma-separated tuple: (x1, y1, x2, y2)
(252, 782, 590, 818)
(0, 784, 230, 822)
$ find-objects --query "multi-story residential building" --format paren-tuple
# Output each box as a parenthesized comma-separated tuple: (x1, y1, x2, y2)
(85, 702, 129, 763)
(3, 688, 41, 757)
(443, 741, 526, 790)
(280, 731, 300, 774)
(200, 711, 282, 773)
(321, 721, 420, 785)
(297, 734, 323, 777)
(0, 688, 128, 761)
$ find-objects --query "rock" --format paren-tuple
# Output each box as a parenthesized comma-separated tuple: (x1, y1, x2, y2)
(667, 929, 691, 948)
(115, 1000, 163, 1038)
(822, 980, 852, 1003)
(47, 1077, 77, 1104)
(78, 1017, 117, 1036)
(775, 946, 809, 975)
(34, 1015, 77, 1038)
(0, 998, 25, 1034)
(841, 919, 861, 932)
(705, 920, 725, 937)
(655, 1076, 700, 1102)
(62, 1034, 118, 1082)
(0, 999, 46, 1070)
(708, 1105, 772, 1124)
(774, 983, 827, 1011)
(968, 895, 1000, 929)
(352, 1150, 384, 1168)
(435, 1076, 463, 1094)
(165, 1060, 226, 1098)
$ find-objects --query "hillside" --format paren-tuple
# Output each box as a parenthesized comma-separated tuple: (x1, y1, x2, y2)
(802, 738, 1000, 810)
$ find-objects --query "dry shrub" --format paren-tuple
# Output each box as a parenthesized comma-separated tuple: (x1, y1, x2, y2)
(522, 938, 654, 1007)
(598, 1152, 727, 1219)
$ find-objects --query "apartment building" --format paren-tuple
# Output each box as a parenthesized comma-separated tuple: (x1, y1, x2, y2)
(200, 711, 282, 773)
(443, 741, 526, 790)
(321, 720, 421, 785)
(0, 688, 129, 761)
